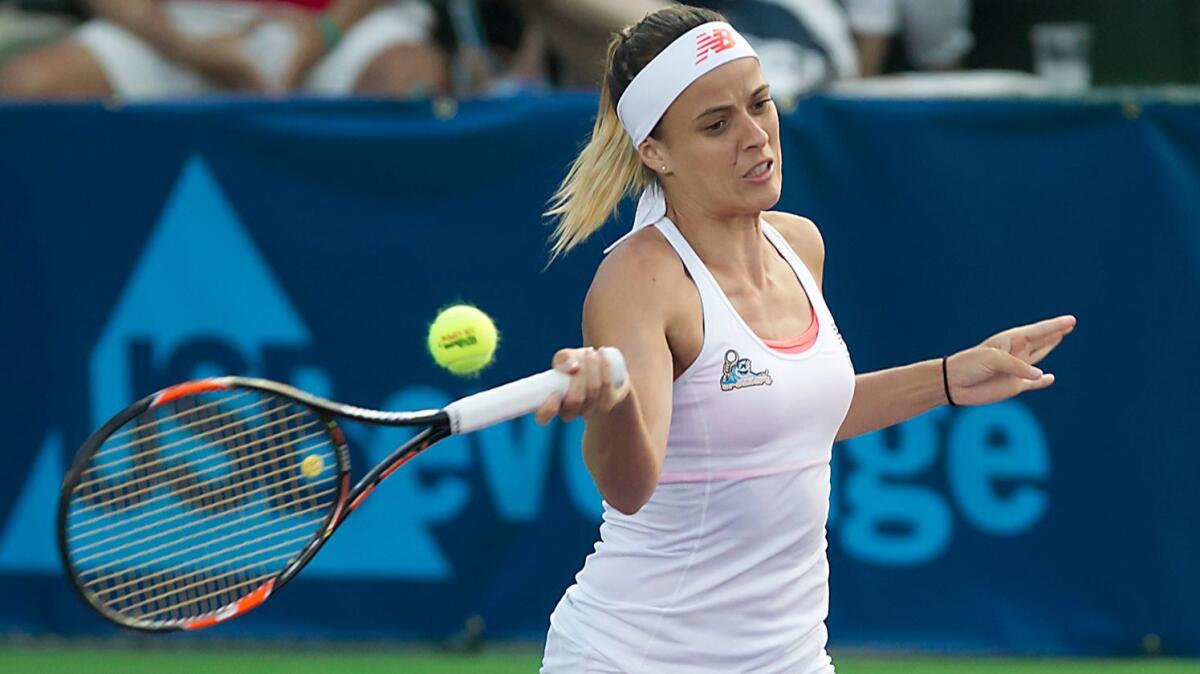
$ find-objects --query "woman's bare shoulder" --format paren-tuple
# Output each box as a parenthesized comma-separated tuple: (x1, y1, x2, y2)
(763, 211, 825, 286)
(584, 227, 687, 328)
(592, 227, 687, 296)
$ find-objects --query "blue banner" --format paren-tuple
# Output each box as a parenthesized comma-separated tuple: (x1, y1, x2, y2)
(0, 93, 1196, 656)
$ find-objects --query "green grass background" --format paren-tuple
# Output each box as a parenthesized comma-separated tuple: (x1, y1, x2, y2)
(1, 646, 1196, 674)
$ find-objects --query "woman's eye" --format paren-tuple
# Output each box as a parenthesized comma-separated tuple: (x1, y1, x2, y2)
(754, 98, 771, 110)
(707, 120, 727, 132)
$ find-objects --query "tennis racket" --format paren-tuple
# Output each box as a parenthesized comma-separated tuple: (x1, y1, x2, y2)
(58, 348, 625, 632)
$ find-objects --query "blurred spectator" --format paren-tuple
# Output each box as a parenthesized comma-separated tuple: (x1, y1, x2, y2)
(692, 0, 857, 99)
(437, 0, 547, 96)
(519, 0, 671, 89)
(0, 3, 81, 69)
(0, 0, 448, 100)
(518, 0, 856, 99)
(845, 0, 974, 76)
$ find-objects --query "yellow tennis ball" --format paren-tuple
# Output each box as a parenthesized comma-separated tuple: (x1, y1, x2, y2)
(427, 304, 498, 375)
(300, 454, 324, 479)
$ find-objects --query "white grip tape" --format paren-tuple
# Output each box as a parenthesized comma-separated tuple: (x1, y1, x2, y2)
(444, 347, 627, 435)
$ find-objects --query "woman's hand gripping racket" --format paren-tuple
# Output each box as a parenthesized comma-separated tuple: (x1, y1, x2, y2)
(58, 348, 626, 632)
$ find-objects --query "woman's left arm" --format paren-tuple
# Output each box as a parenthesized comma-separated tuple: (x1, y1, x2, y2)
(762, 212, 1077, 443)
(835, 315, 1077, 441)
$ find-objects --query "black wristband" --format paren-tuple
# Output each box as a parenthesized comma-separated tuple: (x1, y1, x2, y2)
(942, 356, 958, 407)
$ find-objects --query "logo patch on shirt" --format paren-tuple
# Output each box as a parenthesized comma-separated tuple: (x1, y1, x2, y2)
(720, 349, 773, 391)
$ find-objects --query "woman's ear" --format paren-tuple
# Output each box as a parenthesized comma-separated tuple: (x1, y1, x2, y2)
(638, 138, 671, 176)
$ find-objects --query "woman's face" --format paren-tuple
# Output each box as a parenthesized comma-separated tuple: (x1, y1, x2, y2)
(643, 58, 782, 218)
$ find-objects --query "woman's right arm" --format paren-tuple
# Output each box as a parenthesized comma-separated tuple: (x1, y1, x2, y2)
(534, 243, 676, 515)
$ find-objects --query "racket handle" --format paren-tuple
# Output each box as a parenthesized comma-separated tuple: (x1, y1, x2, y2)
(444, 347, 627, 434)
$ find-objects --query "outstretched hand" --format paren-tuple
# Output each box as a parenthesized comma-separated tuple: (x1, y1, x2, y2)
(945, 315, 1077, 407)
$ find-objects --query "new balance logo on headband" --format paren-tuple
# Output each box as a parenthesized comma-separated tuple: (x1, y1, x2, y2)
(617, 21, 759, 148)
(696, 27, 737, 64)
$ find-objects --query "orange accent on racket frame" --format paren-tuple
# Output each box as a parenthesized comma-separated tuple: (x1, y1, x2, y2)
(184, 578, 276, 630)
(151, 380, 232, 408)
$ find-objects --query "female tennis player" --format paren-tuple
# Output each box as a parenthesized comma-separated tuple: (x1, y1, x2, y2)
(534, 6, 1075, 672)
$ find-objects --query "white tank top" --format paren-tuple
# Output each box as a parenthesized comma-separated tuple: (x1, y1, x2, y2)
(547, 217, 856, 673)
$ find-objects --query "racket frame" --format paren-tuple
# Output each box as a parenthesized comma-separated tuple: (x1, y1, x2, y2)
(58, 376, 449, 632)
(58, 348, 627, 632)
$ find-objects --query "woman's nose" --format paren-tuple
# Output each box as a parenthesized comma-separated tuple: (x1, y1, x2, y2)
(743, 115, 769, 149)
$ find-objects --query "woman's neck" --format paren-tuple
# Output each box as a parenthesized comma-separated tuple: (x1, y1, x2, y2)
(666, 198, 767, 287)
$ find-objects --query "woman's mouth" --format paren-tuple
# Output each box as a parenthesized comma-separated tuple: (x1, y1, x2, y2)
(743, 160, 774, 183)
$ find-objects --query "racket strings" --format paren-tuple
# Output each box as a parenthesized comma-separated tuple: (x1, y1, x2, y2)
(78, 482, 328, 582)
(73, 495, 333, 569)
(88, 524, 317, 599)
(134, 553, 295, 620)
(131, 549, 296, 623)
(72, 408, 319, 505)
(68, 423, 327, 529)
(76, 397, 288, 483)
(64, 388, 340, 627)
(84, 433, 324, 620)
(92, 390, 256, 455)
(67, 462, 331, 547)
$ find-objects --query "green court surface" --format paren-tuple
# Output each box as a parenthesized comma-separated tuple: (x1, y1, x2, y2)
(0, 646, 1196, 674)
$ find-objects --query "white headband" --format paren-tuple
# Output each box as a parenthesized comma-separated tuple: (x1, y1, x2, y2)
(617, 21, 758, 146)
(608, 21, 759, 252)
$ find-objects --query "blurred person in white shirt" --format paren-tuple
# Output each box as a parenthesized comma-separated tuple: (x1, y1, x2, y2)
(0, 0, 447, 100)
(528, 0, 857, 100)
(844, 0, 972, 76)
(690, 0, 857, 100)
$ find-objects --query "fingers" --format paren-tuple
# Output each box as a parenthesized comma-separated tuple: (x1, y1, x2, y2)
(1022, 372, 1056, 392)
(544, 347, 622, 423)
(558, 350, 591, 421)
(584, 348, 602, 410)
(598, 347, 612, 383)
(1055, 314, 1077, 333)
(989, 315, 1077, 352)
(989, 348, 1043, 380)
(535, 391, 562, 426)
(544, 349, 581, 422)
(1018, 314, 1075, 362)
(1024, 314, 1077, 340)
(1028, 334, 1064, 364)
(552, 348, 579, 373)
(597, 348, 633, 412)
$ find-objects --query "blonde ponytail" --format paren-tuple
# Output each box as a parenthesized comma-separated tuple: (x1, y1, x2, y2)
(545, 39, 652, 260)
(544, 6, 726, 260)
